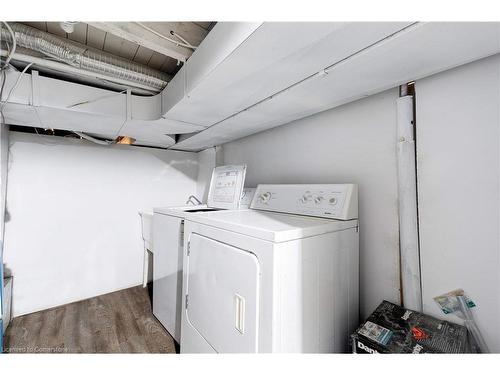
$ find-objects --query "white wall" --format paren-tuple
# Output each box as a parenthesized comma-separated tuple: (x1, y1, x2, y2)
(221, 89, 401, 319)
(196, 147, 217, 202)
(3, 132, 198, 316)
(416, 54, 500, 352)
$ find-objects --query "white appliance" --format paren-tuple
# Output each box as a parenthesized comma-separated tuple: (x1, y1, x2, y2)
(180, 184, 359, 353)
(139, 211, 154, 288)
(152, 165, 249, 342)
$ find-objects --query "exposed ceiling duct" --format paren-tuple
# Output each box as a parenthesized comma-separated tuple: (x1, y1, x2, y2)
(0, 22, 170, 93)
(3, 22, 499, 150)
(0, 50, 159, 95)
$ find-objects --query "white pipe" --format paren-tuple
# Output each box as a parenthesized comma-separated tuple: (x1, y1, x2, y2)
(0, 50, 158, 95)
(396, 94, 423, 311)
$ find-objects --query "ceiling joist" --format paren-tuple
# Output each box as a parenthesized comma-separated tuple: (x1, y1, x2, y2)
(87, 22, 198, 62)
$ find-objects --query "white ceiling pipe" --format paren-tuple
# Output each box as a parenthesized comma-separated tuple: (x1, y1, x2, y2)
(0, 22, 169, 92)
(0, 51, 158, 95)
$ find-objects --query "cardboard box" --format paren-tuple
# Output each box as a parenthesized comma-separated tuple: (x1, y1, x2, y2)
(351, 300, 469, 353)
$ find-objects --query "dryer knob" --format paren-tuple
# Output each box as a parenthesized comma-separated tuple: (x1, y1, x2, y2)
(314, 196, 324, 204)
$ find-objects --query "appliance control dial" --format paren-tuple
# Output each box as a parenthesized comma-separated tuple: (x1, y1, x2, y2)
(250, 184, 357, 220)
(314, 196, 324, 204)
(301, 191, 314, 203)
(259, 192, 272, 203)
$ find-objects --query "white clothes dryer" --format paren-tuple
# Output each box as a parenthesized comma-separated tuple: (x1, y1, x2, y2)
(180, 184, 359, 353)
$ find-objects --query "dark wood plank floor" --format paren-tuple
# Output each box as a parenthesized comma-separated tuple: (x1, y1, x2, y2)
(4, 285, 177, 353)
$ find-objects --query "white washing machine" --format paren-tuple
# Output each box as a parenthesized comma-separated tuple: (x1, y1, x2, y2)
(180, 184, 359, 353)
(152, 165, 252, 342)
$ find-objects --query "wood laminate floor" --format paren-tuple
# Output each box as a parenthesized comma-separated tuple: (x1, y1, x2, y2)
(4, 285, 177, 353)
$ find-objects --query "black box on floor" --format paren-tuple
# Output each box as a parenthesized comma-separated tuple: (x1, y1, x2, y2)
(351, 300, 469, 353)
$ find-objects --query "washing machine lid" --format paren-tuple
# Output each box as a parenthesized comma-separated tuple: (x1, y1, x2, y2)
(207, 165, 247, 210)
(186, 210, 358, 242)
(153, 166, 248, 217)
(153, 205, 220, 218)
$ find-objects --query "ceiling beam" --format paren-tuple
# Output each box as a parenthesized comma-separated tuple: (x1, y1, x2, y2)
(87, 22, 193, 62)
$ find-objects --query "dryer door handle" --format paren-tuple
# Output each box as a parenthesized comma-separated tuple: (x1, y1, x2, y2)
(234, 294, 245, 334)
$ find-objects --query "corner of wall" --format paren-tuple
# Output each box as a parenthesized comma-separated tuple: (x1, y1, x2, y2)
(215, 145, 224, 166)
(196, 147, 218, 202)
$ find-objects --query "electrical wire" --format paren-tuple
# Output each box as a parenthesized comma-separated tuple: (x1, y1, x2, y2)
(0, 62, 33, 112)
(1, 63, 33, 143)
(73, 131, 115, 146)
(135, 22, 197, 51)
(66, 89, 127, 108)
(1, 22, 17, 70)
(169, 30, 198, 50)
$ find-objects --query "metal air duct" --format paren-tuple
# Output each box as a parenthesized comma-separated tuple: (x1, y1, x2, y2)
(0, 22, 169, 93)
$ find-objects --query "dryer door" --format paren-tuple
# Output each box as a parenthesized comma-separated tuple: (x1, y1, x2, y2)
(186, 233, 260, 353)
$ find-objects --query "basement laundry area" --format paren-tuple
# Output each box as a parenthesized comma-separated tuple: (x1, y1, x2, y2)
(1, 3, 500, 370)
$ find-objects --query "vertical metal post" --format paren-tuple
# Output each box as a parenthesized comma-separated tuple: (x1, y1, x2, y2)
(0, 240, 4, 352)
(397, 84, 423, 311)
(0, 28, 4, 346)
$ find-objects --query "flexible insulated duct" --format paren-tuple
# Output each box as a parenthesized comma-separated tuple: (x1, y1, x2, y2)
(0, 22, 169, 91)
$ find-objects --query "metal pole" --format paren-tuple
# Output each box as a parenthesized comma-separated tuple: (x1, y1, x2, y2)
(397, 85, 423, 311)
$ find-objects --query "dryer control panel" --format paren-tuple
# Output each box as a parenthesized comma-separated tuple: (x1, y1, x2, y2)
(250, 184, 358, 220)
